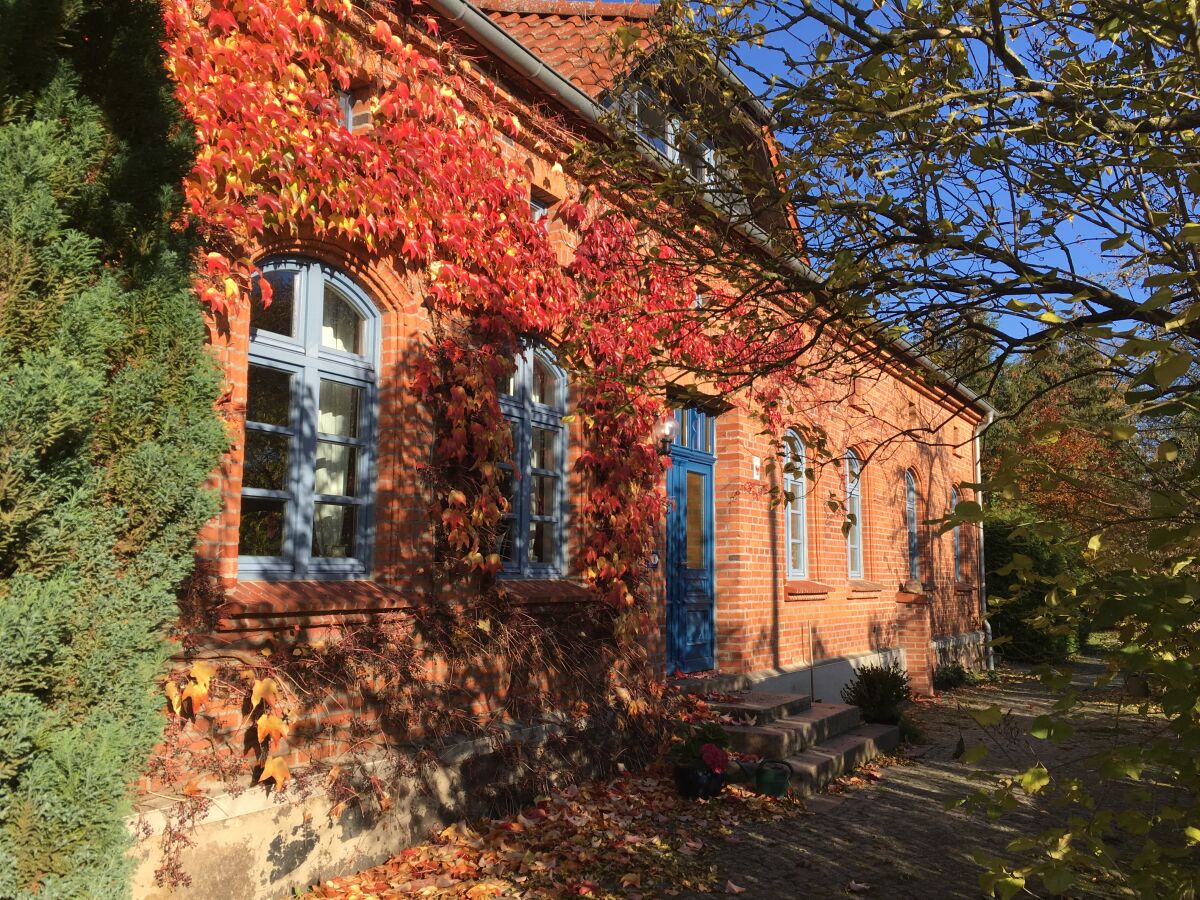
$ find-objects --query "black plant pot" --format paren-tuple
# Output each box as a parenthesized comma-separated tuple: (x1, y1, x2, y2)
(674, 763, 725, 799)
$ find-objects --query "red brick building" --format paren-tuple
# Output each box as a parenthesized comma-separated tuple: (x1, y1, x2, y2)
(136, 1, 993, 894)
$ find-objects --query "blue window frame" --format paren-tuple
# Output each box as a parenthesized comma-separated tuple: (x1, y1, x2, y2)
(905, 470, 921, 583)
(845, 449, 864, 579)
(783, 430, 808, 579)
(673, 406, 714, 453)
(951, 486, 961, 582)
(239, 258, 379, 580)
(498, 348, 567, 578)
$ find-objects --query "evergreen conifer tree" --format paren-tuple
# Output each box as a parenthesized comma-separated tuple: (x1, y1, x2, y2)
(0, 2, 225, 895)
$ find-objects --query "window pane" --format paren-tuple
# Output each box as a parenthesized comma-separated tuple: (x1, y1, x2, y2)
(499, 368, 516, 398)
(322, 284, 363, 354)
(246, 365, 292, 426)
(531, 356, 556, 406)
(528, 520, 556, 564)
(636, 95, 669, 152)
(318, 380, 361, 437)
(243, 429, 290, 490)
(312, 503, 357, 558)
(497, 518, 514, 561)
(531, 474, 557, 516)
(315, 441, 358, 497)
(239, 497, 288, 556)
(251, 269, 296, 337)
(497, 467, 515, 509)
(686, 470, 706, 569)
(531, 427, 556, 470)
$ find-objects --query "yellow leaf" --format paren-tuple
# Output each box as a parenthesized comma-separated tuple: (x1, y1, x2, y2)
(181, 681, 208, 714)
(165, 681, 182, 716)
(257, 714, 290, 747)
(190, 660, 216, 692)
(251, 677, 279, 709)
(259, 756, 290, 792)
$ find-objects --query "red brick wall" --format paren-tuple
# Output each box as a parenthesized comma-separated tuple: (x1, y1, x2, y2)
(185, 7, 986, 742)
(710, 366, 984, 691)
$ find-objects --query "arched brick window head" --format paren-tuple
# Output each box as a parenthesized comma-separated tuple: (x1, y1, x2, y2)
(238, 258, 379, 580)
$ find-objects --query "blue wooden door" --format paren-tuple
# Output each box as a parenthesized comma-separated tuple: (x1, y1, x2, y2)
(667, 408, 716, 674)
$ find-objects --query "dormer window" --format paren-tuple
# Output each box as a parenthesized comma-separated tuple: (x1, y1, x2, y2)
(681, 135, 716, 185)
(635, 90, 672, 157)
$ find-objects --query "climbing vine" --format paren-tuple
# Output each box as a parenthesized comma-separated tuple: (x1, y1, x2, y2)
(149, 0, 734, 884)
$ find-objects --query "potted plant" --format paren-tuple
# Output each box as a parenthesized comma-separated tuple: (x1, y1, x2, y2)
(668, 722, 731, 799)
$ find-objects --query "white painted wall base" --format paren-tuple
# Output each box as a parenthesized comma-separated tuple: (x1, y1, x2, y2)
(129, 724, 575, 899)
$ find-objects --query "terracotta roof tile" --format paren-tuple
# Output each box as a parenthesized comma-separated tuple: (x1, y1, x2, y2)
(475, 0, 660, 98)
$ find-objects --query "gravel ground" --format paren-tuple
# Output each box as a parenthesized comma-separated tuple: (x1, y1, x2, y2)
(680, 656, 1174, 899)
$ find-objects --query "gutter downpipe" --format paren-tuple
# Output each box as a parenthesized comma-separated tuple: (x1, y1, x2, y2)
(974, 408, 996, 671)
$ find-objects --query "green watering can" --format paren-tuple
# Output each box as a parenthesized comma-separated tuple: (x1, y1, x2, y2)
(753, 760, 791, 797)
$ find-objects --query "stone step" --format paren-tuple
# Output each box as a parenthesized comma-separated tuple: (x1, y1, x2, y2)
(722, 702, 862, 758)
(781, 723, 901, 796)
(703, 691, 811, 726)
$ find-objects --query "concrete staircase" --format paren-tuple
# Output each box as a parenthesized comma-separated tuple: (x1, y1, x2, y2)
(694, 690, 900, 796)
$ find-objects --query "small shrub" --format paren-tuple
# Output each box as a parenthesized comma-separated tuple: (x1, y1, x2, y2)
(841, 663, 913, 724)
(934, 662, 969, 690)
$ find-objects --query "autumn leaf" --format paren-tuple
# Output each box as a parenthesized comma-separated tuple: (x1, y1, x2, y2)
(259, 756, 290, 792)
(256, 714, 289, 747)
(181, 681, 208, 715)
(189, 659, 216, 692)
(251, 677, 279, 709)
(164, 681, 182, 715)
(725, 880, 747, 894)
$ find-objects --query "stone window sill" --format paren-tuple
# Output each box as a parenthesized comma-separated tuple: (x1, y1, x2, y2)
(785, 580, 832, 600)
(955, 581, 977, 594)
(497, 579, 596, 605)
(849, 579, 886, 595)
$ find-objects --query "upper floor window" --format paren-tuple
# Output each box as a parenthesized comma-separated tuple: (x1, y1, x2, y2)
(498, 348, 567, 577)
(951, 486, 962, 582)
(905, 470, 920, 583)
(337, 86, 372, 133)
(845, 449, 864, 579)
(239, 258, 378, 579)
(783, 430, 808, 579)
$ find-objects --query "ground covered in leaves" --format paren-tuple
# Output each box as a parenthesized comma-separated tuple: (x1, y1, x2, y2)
(301, 658, 1172, 899)
(302, 773, 805, 899)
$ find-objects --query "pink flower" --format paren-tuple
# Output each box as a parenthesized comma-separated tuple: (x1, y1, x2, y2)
(700, 743, 728, 774)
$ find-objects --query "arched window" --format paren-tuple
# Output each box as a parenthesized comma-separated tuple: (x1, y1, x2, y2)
(905, 470, 920, 583)
(845, 449, 864, 579)
(783, 430, 808, 579)
(951, 486, 962, 582)
(239, 258, 379, 578)
(498, 348, 567, 577)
